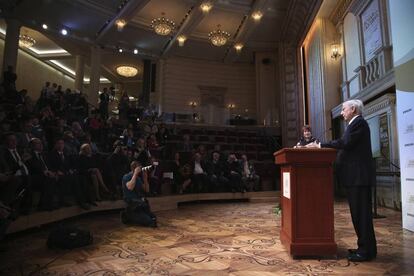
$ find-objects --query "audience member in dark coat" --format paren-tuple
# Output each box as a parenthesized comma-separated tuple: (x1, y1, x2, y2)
(148, 156, 162, 196)
(224, 153, 244, 193)
(48, 139, 91, 210)
(206, 151, 229, 192)
(1, 133, 32, 214)
(190, 152, 209, 193)
(27, 138, 58, 210)
(105, 142, 129, 197)
(78, 143, 109, 201)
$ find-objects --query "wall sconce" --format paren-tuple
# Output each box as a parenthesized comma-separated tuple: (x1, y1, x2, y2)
(189, 101, 197, 108)
(331, 43, 341, 60)
(227, 103, 236, 109)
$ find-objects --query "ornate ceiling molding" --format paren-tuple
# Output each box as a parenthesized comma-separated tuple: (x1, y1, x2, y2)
(329, 0, 353, 26)
(281, 0, 322, 45)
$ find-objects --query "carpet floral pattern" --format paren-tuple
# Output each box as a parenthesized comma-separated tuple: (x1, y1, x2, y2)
(0, 202, 413, 275)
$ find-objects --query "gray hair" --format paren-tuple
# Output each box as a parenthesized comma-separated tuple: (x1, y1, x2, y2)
(343, 99, 364, 115)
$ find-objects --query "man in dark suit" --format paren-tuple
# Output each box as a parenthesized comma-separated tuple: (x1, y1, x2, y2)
(48, 138, 91, 210)
(1, 133, 32, 214)
(27, 138, 57, 211)
(308, 99, 377, 262)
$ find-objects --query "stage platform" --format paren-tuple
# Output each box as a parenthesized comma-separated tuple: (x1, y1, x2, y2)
(7, 191, 279, 234)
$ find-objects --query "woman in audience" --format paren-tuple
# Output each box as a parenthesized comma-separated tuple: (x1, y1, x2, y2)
(78, 143, 109, 201)
(240, 154, 260, 191)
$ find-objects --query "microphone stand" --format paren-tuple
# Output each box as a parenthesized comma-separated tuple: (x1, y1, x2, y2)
(372, 158, 386, 219)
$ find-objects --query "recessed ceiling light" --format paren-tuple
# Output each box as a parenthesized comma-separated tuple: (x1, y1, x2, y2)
(60, 28, 68, 35)
(200, 2, 213, 12)
(177, 35, 187, 47)
(133, 49, 138, 54)
(118, 48, 123, 53)
(251, 11, 263, 21)
(42, 24, 48, 30)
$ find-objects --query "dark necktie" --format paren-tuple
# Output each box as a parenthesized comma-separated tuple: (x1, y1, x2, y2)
(59, 152, 64, 162)
(11, 150, 20, 163)
(37, 152, 48, 170)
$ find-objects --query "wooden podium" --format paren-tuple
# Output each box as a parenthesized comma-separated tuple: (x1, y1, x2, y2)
(274, 148, 337, 257)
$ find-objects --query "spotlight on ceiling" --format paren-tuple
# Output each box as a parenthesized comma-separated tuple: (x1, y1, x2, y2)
(177, 35, 187, 47)
(251, 11, 263, 21)
(42, 24, 48, 30)
(234, 43, 244, 53)
(115, 19, 127, 31)
(118, 48, 123, 53)
(200, 2, 213, 12)
(60, 28, 68, 36)
(133, 49, 138, 55)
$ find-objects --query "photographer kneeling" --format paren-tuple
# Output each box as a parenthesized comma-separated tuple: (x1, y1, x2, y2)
(121, 161, 157, 227)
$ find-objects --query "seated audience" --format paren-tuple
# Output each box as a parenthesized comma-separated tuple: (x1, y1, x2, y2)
(27, 138, 59, 211)
(225, 153, 244, 193)
(48, 139, 92, 210)
(105, 141, 129, 197)
(206, 151, 229, 192)
(78, 143, 109, 201)
(148, 156, 162, 196)
(171, 152, 191, 194)
(190, 152, 209, 193)
(1, 133, 32, 214)
(240, 154, 260, 191)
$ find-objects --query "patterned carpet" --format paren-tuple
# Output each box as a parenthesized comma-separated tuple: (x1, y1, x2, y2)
(0, 201, 413, 275)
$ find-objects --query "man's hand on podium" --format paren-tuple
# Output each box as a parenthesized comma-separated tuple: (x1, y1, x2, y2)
(304, 141, 321, 148)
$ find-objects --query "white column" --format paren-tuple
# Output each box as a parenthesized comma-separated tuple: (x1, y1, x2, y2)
(74, 55, 85, 92)
(1, 19, 21, 79)
(89, 46, 101, 108)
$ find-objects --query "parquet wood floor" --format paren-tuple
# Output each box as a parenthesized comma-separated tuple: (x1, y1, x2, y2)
(1, 201, 413, 275)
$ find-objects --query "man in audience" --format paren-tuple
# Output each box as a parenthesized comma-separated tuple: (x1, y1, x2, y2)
(48, 138, 91, 210)
(240, 154, 260, 191)
(148, 156, 162, 196)
(191, 152, 209, 193)
(1, 133, 32, 214)
(99, 87, 110, 120)
(106, 141, 129, 198)
(225, 153, 244, 193)
(206, 151, 229, 192)
(27, 138, 57, 211)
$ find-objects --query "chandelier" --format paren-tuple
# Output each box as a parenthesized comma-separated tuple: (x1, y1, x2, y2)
(151, 13, 175, 36)
(116, 65, 138, 77)
(208, 25, 230, 47)
(19, 34, 36, 48)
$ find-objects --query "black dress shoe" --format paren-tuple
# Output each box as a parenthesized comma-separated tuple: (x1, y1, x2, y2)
(348, 248, 358, 254)
(348, 252, 372, 262)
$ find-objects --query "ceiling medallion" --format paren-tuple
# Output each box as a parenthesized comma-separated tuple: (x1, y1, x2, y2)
(19, 34, 36, 48)
(208, 24, 230, 47)
(151, 12, 175, 36)
(116, 65, 139, 77)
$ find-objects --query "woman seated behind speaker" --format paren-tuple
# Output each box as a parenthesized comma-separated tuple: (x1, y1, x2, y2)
(294, 125, 319, 148)
(121, 161, 157, 227)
